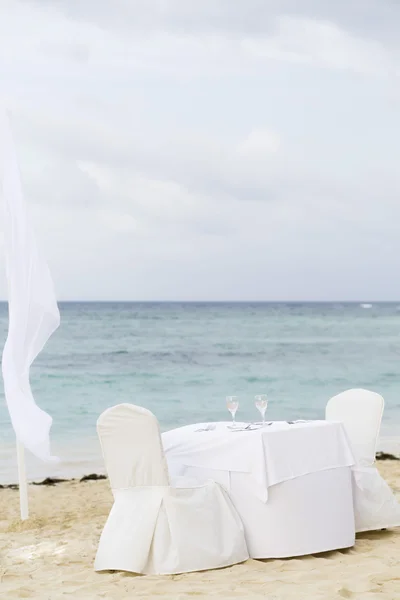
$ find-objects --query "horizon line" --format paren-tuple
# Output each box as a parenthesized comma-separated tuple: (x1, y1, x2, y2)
(1, 300, 399, 304)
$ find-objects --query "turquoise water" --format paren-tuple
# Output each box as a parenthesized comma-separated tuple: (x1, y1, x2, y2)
(1, 302, 400, 482)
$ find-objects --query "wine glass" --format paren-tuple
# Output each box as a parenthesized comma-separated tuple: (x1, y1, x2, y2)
(226, 396, 239, 426)
(255, 395, 268, 425)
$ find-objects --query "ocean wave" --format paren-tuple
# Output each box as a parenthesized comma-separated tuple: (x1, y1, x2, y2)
(217, 351, 265, 358)
(241, 376, 275, 383)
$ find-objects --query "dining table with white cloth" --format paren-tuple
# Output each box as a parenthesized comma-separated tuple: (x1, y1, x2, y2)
(162, 420, 356, 558)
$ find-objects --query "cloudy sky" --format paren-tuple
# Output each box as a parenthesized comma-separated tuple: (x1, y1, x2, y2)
(0, 0, 399, 301)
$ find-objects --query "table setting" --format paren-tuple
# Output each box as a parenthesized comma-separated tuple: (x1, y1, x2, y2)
(93, 390, 400, 574)
(194, 395, 314, 432)
(162, 394, 356, 558)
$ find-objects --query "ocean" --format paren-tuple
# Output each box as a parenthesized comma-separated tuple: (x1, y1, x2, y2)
(1, 301, 400, 483)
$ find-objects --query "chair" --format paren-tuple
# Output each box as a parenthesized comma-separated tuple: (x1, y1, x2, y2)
(94, 404, 249, 574)
(326, 389, 400, 532)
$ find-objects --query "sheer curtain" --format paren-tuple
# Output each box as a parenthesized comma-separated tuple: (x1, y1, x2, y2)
(0, 110, 60, 462)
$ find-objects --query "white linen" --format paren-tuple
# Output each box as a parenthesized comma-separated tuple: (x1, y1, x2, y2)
(163, 420, 355, 502)
(352, 467, 400, 532)
(0, 110, 60, 462)
(326, 389, 400, 532)
(163, 420, 356, 558)
(97, 403, 169, 491)
(96, 483, 249, 575)
(178, 465, 355, 558)
(95, 404, 249, 575)
(326, 389, 384, 467)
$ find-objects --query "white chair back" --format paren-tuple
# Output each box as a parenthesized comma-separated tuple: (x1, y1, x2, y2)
(97, 403, 169, 490)
(325, 389, 384, 467)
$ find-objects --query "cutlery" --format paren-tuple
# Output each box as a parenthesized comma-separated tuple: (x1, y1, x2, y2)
(228, 423, 263, 431)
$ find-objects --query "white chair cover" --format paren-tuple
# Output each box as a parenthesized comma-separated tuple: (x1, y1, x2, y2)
(326, 389, 400, 532)
(95, 404, 248, 574)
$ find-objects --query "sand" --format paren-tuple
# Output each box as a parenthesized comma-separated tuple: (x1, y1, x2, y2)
(1, 462, 399, 600)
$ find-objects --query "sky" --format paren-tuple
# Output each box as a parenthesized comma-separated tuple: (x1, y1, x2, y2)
(0, 0, 399, 301)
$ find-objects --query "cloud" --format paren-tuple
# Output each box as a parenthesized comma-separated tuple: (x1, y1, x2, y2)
(242, 17, 397, 76)
(7, 0, 398, 79)
(25, 0, 400, 43)
(30, 160, 102, 208)
(38, 40, 90, 65)
(0, 0, 399, 300)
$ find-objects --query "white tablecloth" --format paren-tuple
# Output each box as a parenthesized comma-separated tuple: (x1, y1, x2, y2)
(163, 420, 355, 502)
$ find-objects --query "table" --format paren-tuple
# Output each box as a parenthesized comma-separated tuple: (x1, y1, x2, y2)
(163, 420, 356, 558)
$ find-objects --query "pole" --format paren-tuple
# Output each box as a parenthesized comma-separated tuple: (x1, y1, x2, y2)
(16, 439, 29, 520)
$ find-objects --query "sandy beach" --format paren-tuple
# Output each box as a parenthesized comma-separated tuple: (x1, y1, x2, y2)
(0, 460, 398, 599)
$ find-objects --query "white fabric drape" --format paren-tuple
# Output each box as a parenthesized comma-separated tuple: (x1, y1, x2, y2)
(0, 110, 60, 462)
(163, 420, 355, 502)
